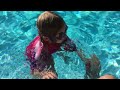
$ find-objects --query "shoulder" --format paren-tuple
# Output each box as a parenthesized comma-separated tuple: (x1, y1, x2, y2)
(25, 35, 43, 60)
(26, 35, 41, 50)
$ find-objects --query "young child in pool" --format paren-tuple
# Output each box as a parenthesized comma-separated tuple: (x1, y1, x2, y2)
(26, 11, 113, 79)
(25, 11, 77, 79)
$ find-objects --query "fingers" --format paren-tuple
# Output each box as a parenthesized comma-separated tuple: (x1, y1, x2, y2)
(50, 72, 58, 79)
(47, 71, 57, 79)
(41, 71, 58, 79)
(42, 74, 57, 79)
(42, 75, 50, 79)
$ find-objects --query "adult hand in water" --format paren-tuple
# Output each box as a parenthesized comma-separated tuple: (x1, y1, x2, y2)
(41, 71, 58, 79)
(76, 49, 101, 79)
(33, 69, 57, 79)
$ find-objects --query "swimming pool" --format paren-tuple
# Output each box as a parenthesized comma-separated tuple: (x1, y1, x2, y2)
(0, 11, 120, 79)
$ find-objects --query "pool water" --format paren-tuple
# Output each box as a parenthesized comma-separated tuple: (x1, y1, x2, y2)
(0, 11, 120, 79)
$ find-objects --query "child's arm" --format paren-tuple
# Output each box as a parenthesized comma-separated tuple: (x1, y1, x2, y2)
(75, 49, 88, 63)
(56, 52, 71, 64)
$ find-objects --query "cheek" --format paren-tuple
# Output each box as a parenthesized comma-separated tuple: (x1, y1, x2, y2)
(56, 38, 66, 43)
(56, 40, 62, 43)
(56, 39, 63, 43)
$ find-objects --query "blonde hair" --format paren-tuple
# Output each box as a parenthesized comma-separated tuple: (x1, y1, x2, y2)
(37, 11, 65, 37)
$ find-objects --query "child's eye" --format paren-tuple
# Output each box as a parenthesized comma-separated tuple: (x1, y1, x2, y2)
(56, 32, 65, 39)
(59, 32, 64, 37)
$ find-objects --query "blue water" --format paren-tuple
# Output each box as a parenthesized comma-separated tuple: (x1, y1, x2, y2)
(0, 11, 120, 79)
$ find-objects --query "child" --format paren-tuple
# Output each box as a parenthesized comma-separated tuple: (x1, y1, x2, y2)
(25, 11, 77, 79)
(26, 11, 110, 79)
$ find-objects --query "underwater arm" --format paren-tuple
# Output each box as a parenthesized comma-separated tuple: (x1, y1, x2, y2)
(32, 50, 58, 79)
(56, 52, 71, 64)
(75, 49, 88, 63)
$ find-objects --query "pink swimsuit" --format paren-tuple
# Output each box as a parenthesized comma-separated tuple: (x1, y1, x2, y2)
(26, 36, 61, 63)
(25, 35, 64, 72)
(25, 35, 76, 72)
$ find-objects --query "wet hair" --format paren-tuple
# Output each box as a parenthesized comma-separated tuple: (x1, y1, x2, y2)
(37, 11, 66, 39)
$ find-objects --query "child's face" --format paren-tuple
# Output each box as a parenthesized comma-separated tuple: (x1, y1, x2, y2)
(54, 24, 68, 44)
(42, 24, 68, 44)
